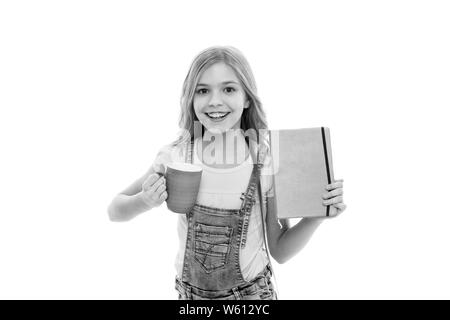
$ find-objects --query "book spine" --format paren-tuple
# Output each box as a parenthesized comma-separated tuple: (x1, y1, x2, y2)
(321, 127, 331, 217)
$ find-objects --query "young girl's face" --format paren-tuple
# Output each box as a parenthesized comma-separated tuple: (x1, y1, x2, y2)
(193, 62, 249, 134)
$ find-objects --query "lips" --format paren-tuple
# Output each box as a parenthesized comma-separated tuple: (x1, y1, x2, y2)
(205, 112, 230, 121)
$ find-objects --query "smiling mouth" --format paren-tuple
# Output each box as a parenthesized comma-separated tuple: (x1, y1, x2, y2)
(205, 112, 230, 120)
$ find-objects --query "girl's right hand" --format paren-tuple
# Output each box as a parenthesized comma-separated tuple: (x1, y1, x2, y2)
(139, 173, 168, 209)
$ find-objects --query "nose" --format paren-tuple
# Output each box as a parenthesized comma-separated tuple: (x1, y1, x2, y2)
(208, 89, 223, 107)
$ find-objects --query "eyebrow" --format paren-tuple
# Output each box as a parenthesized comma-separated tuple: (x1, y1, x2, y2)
(196, 81, 239, 87)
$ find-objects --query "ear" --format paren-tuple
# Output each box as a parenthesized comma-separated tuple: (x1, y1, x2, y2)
(244, 100, 250, 109)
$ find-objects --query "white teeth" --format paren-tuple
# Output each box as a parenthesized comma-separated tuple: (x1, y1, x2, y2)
(207, 112, 228, 118)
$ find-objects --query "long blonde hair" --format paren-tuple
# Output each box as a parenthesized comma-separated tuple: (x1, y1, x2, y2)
(172, 45, 269, 156)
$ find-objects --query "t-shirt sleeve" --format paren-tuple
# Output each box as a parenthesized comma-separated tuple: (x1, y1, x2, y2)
(151, 143, 185, 173)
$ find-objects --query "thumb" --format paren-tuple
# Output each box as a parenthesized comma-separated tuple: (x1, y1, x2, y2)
(152, 163, 166, 176)
(328, 205, 338, 218)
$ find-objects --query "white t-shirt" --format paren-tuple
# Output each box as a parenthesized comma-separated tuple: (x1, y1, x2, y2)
(152, 137, 274, 281)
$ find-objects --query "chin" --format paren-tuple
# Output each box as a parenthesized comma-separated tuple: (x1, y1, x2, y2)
(205, 126, 228, 134)
(201, 118, 241, 134)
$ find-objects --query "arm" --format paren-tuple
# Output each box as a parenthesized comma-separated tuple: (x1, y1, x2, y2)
(265, 195, 324, 264)
(265, 179, 346, 264)
(107, 165, 166, 222)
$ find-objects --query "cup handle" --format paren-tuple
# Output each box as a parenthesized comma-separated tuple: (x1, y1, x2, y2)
(157, 172, 165, 178)
(153, 163, 166, 178)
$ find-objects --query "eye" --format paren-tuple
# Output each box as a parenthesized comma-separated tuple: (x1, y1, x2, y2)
(196, 88, 208, 95)
(224, 87, 236, 93)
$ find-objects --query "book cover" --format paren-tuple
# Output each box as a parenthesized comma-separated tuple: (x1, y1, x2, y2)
(269, 127, 335, 218)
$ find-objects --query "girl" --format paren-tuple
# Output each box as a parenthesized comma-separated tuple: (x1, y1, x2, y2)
(107, 46, 346, 300)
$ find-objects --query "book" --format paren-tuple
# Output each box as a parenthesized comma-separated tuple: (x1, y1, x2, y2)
(269, 127, 335, 218)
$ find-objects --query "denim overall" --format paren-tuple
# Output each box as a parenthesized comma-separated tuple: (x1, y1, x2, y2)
(175, 140, 276, 300)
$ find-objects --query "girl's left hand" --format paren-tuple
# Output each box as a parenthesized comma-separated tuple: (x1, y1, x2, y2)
(322, 179, 346, 217)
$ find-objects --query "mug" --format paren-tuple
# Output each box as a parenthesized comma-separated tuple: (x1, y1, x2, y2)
(163, 162, 202, 214)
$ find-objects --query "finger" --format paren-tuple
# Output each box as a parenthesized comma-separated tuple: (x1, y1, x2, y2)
(147, 176, 165, 193)
(323, 195, 343, 206)
(153, 191, 168, 205)
(326, 179, 344, 191)
(155, 183, 166, 196)
(333, 203, 347, 212)
(322, 188, 343, 200)
(142, 173, 161, 190)
(159, 191, 168, 200)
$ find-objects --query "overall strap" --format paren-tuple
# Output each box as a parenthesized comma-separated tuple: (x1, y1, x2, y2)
(239, 139, 268, 248)
(239, 162, 259, 248)
(256, 143, 279, 297)
(185, 139, 194, 164)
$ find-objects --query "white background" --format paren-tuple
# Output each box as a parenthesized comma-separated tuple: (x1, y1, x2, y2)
(1, 1, 449, 299)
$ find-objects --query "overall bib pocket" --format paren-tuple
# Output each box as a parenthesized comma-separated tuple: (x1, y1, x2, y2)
(194, 223, 233, 273)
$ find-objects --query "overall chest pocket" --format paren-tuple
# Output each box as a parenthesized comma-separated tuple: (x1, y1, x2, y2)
(194, 223, 233, 273)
